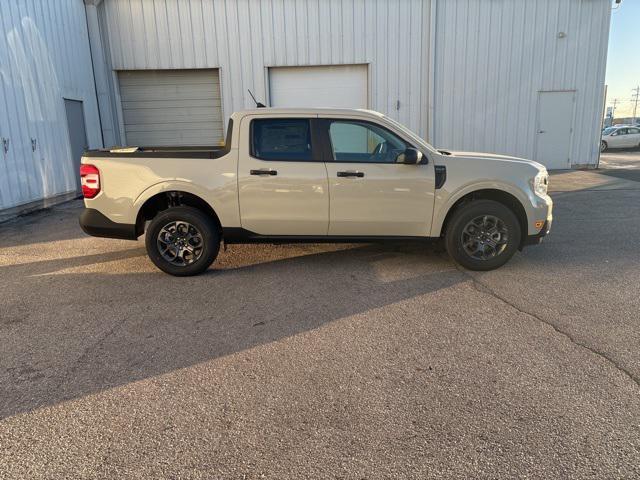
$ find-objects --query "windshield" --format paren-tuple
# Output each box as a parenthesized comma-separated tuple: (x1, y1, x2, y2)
(602, 127, 616, 135)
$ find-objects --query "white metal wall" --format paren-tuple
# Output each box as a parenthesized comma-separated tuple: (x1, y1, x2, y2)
(431, 0, 611, 167)
(0, 0, 102, 211)
(95, 0, 611, 167)
(96, 0, 432, 143)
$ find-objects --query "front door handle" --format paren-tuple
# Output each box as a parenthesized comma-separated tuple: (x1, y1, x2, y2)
(250, 169, 278, 176)
(337, 171, 365, 178)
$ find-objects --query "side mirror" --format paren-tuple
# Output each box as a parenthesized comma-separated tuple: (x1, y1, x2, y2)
(397, 147, 423, 164)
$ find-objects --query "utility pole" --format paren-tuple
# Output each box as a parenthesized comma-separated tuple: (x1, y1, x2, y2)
(632, 86, 640, 123)
(611, 98, 620, 122)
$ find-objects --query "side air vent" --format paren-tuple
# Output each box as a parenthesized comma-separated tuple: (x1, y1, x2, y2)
(434, 165, 447, 189)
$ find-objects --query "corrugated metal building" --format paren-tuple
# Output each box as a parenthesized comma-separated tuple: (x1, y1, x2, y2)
(1, 0, 613, 216)
(0, 0, 102, 216)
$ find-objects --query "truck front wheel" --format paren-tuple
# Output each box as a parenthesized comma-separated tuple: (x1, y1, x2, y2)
(444, 200, 521, 271)
(145, 206, 220, 276)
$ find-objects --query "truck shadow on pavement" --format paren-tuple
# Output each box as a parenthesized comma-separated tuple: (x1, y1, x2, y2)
(0, 201, 86, 249)
(1, 241, 463, 419)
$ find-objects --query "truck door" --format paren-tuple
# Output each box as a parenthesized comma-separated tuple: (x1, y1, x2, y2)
(319, 117, 435, 237)
(237, 115, 329, 235)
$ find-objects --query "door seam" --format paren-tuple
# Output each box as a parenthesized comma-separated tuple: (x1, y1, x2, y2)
(323, 161, 330, 235)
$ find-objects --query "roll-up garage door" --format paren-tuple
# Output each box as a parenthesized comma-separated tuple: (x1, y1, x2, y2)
(118, 69, 223, 146)
(269, 65, 368, 108)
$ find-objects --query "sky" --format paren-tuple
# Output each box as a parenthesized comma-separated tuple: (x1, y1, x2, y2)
(605, 0, 640, 119)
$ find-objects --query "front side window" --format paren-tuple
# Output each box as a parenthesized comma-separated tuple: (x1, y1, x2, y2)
(251, 119, 312, 161)
(328, 120, 408, 163)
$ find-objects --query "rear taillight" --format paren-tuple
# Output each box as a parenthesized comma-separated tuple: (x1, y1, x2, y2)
(80, 164, 101, 198)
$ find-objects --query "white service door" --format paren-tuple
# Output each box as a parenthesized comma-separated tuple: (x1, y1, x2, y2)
(269, 65, 368, 108)
(535, 91, 575, 169)
(118, 69, 223, 146)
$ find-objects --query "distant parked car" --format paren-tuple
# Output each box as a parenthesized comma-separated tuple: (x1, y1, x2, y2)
(601, 126, 640, 152)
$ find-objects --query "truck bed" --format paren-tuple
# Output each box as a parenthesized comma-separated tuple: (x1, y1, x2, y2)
(85, 119, 234, 159)
(85, 145, 229, 159)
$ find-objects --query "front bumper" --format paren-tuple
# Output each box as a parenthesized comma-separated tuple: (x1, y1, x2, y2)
(523, 219, 552, 246)
(79, 208, 138, 240)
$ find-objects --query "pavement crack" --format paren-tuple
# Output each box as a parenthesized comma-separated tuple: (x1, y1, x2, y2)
(457, 267, 640, 388)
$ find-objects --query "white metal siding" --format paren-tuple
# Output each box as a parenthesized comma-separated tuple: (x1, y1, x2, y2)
(0, 0, 102, 211)
(98, 0, 432, 142)
(118, 69, 223, 146)
(432, 0, 611, 167)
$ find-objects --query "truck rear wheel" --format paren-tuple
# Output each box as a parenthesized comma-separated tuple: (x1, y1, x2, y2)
(445, 200, 521, 271)
(145, 206, 220, 276)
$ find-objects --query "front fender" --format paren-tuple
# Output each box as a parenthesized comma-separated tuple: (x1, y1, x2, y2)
(430, 180, 534, 237)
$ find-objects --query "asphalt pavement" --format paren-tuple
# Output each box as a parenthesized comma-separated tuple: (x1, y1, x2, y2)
(0, 151, 639, 479)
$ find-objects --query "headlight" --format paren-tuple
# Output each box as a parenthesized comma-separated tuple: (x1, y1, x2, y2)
(532, 170, 548, 197)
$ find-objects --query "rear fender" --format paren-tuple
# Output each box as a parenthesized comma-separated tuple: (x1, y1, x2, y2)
(133, 181, 235, 227)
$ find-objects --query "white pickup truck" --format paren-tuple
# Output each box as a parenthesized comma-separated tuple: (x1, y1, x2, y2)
(79, 108, 552, 276)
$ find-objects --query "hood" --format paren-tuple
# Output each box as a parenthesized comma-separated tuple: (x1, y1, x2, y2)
(443, 150, 546, 170)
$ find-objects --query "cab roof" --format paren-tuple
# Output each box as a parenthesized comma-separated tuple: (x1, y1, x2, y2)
(231, 107, 386, 118)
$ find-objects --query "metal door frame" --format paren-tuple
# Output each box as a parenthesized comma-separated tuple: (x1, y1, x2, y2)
(63, 98, 88, 192)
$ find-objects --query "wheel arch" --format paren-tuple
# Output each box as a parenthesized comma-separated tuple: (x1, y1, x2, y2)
(436, 188, 529, 249)
(134, 186, 222, 238)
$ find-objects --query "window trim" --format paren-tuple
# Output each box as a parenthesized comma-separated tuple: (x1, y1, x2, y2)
(249, 118, 324, 162)
(319, 118, 414, 164)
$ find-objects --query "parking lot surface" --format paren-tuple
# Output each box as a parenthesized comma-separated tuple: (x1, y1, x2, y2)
(1, 151, 639, 479)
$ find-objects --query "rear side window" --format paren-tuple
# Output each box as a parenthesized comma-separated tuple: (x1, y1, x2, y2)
(251, 119, 312, 161)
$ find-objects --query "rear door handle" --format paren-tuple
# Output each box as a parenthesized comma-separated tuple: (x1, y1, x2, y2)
(250, 169, 278, 176)
(337, 171, 364, 178)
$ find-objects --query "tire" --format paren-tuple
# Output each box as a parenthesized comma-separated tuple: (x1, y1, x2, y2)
(444, 200, 521, 271)
(601, 141, 608, 152)
(145, 206, 220, 276)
